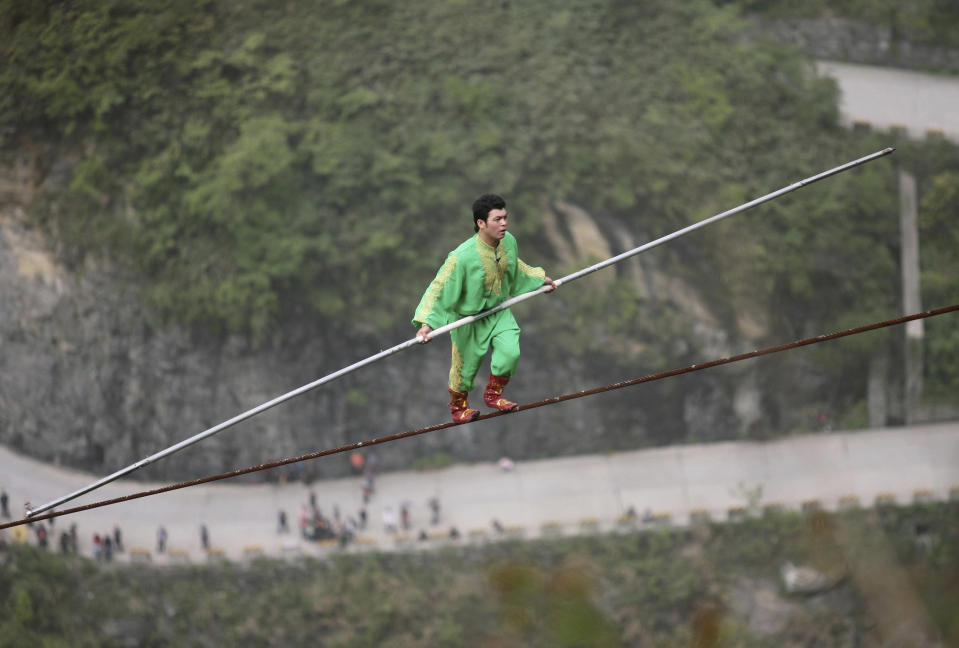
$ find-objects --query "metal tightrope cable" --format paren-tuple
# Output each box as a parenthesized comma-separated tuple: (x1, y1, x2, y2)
(2, 302, 955, 531)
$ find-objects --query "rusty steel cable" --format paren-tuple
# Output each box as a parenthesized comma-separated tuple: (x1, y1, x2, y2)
(2, 301, 956, 531)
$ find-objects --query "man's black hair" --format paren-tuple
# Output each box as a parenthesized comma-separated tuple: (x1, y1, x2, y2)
(472, 193, 506, 232)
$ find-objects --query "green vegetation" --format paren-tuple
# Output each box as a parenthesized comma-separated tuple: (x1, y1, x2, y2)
(410, 451, 455, 471)
(915, 141, 959, 401)
(1, 0, 957, 411)
(2, 502, 958, 646)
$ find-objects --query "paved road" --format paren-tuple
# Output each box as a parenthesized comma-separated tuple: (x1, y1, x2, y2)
(817, 60, 959, 141)
(2, 422, 958, 564)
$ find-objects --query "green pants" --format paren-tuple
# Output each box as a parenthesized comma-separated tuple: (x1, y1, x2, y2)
(449, 309, 521, 392)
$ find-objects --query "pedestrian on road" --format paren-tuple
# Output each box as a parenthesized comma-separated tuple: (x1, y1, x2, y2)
(382, 507, 397, 534)
(0, 488, 9, 518)
(200, 524, 210, 550)
(113, 525, 124, 553)
(156, 526, 167, 553)
(428, 497, 441, 525)
(301, 505, 314, 539)
(341, 518, 357, 547)
(400, 503, 411, 531)
(413, 193, 556, 422)
(362, 481, 372, 504)
(278, 509, 289, 534)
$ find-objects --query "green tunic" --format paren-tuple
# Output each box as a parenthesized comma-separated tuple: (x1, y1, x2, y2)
(413, 232, 546, 391)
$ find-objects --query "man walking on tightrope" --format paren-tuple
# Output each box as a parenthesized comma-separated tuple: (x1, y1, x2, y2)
(413, 193, 556, 423)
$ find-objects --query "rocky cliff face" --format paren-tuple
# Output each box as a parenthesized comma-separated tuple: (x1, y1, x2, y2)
(1, 157, 778, 483)
(756, 16, 959, 73)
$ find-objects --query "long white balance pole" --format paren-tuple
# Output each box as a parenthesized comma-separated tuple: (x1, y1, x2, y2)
(27, 147, 894, 516)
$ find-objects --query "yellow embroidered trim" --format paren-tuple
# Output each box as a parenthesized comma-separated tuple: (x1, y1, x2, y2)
(449, 341, 466, 391)
(476, 238, 506, 296)
(415, 254, 458, 325)
(517, 259, 545, 280)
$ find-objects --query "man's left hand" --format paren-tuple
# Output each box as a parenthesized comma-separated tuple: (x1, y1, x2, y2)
(544, 276, 557, 293)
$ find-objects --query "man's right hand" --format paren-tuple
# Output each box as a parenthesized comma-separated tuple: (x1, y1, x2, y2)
(416, 325, 433, 343)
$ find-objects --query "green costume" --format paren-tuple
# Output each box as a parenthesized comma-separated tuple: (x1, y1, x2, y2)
(413, 232, 546, 392)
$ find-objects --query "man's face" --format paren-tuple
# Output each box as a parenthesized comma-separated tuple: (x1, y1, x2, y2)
(479, 208, 509, 242)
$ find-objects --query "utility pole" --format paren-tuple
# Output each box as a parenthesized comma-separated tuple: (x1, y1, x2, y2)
(898, 167, 923, 424)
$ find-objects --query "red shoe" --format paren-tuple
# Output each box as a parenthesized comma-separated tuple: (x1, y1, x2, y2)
(448, 389, 480, 423)
(484, 374, 518, 411)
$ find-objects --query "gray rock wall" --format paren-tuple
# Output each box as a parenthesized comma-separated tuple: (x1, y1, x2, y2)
(757, 17, 959, 73)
